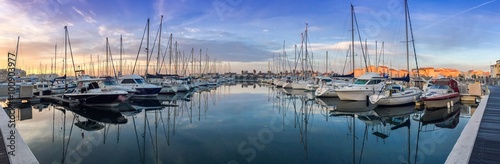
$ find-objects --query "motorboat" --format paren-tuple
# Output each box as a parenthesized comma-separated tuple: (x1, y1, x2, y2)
(420, 78, 460, 109)
(335, 72, 386, 101)
(64, 78, 128, 108)
(99, 76, 137, 99)
(33, 82, 52, 96)
(369, 83, 422, 106)
(314, 79, 350, 97)
(119, 74, 162, 97)
(49, 75, 77, 94)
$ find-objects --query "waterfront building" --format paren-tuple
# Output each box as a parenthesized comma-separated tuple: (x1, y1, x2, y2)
(491, 60, 500, 78)
(0, 68, 26, 82)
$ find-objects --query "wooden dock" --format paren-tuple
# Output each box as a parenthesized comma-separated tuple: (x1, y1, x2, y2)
(0, 128, 10, 164)
(469, 85, 500, 163)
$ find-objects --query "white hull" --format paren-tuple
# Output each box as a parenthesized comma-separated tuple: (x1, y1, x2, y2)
(175, 84, 190, 92)
(282, 82, 293, 89)
(291, 82, 308, 90)
(160, 86, 177, 94)
(315, 87, 338, 97)
(275, 81, 284, 87)
(423, 96, 460, 109)
(336, 90, 376, 101)
(306, 84, 319, 91)
(370, 92, 421, 106)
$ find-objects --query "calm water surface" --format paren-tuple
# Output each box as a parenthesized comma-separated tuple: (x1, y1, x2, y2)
(7, 83, 476, 164)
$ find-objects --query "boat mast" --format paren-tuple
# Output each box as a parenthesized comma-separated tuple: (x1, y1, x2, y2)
(325, 51, 328, 73)
(54, 44, 57, 75)
(106, 37, 109, 76)
(145, 18, 150, 76)
(120, 35, 123, 76)
(64, 26, 67, 90)
(158, 15, 163, 74)
(351, 4, 355, 75)
(199, 49, 202, 76)
(405, 0, 410, 76)
(191, 48, 194, 76)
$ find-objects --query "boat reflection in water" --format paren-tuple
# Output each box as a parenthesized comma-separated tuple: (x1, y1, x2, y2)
(420, 102, 461, 129)
(8, 83, 473, 164)
(316, 97, 376, 115)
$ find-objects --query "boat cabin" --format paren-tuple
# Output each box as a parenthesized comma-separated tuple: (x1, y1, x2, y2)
(432, 78, 459, 93)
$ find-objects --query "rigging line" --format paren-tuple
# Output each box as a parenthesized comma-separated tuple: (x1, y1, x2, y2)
(353, 11, 368, 71)
(66, 27, 77, 77)
(146, 20, 161, 75)
(132, 116, 143, 162)
(132, 19, 149, 75)
(407, 1, 421, 80)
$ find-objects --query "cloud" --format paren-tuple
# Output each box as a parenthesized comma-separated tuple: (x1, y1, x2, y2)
(98, 25, 107, 36)
(72, 6, 97, 24)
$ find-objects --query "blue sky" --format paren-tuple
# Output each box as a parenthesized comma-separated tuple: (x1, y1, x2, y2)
(1, 0, 499, 75)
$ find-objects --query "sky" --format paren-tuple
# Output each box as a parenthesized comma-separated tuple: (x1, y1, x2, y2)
(1, 0, 499, 76)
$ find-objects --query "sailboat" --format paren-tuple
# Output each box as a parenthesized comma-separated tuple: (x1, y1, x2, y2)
(335, 5, 386, 101)
(64, 70, 128, 108)
(60, 27, 128, 108)
(369, 0, 422, 106)
(121, 18, 162, 97)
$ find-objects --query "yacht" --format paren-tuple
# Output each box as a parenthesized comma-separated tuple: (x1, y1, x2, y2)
(49, 75, 77, 94)
(64, 78, 128, 107)
(335, 72, 386, 101)
(33, 82, 52, 96)
(99, 76, 137, 99)
(420, 78, 460, 109)
(314, 78, 350, 97)
(119, 74, 162, 97)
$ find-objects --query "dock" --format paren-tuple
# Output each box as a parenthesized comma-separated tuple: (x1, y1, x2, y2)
(446, 85, 499, 164)
(0, 105, 39, 164)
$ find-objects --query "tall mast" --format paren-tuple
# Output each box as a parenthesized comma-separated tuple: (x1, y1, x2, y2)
(325, 51, 328, 73)
(120, 35, 123, 76)
(199, 49, 202, 76)
(351, 4, 355, 75)
(174, 41, 178, 74)
(106, 37, 109, 75)
(405, 0, 410, 75)
(145, 18, 150, 75)
(54, 44, 57, 75)
(191, 48, 194, 76)
(157, 15, 163, 74)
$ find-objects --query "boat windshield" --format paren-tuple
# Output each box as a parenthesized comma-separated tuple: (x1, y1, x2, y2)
(429, 84, 449, 90)
(103, 79, 118, 85)
(322, 79, 332, 82)
(385, 84, 400, 90)
(134, 78, 145, 84)
(354, 79, 369, 85)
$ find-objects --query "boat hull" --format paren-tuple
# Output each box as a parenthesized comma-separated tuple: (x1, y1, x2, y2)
(336, 90, 376, 101)
(134, 87, 162, 96)
(159, 86, 177, 94)
(64, 93, 127, 107)
(370, 91, 421, 106)
(315, 87, 338, 97)
(421, 93, 460, 109)
(291, 82, 308, 90)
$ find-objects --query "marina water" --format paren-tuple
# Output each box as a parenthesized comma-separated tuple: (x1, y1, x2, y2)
(6, 83, 475, 164)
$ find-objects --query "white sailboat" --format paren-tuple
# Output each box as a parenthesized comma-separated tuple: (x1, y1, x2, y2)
(314, 78, 350, 97)
(334, 5, 386, 101)
(369, 0, 422, 106)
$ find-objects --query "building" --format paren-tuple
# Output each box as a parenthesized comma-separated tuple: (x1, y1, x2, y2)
(0, 69, 26, 82)
(491, 60, 500, 78)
